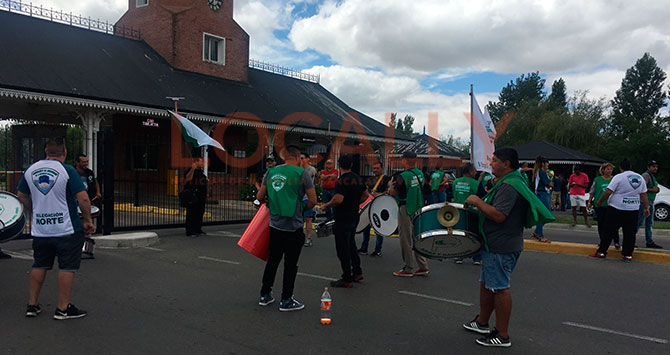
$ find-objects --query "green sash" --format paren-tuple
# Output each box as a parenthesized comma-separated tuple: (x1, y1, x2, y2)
(430, 170, 445, 191)
(452, 176, 479, 204)
(267, 165, 304, 218)
(478, 170, 555, 251)
(399, 168, 424, 215)
(645, 171, 658, 201)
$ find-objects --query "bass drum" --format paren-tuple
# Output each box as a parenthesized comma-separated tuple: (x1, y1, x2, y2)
(368, 195, 398, 237)
(411, 203, 482, 259)
(355, 195, 374, 233)
(0, 191, 26, 243)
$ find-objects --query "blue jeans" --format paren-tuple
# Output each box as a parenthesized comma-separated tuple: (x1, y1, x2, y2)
(322, 188, 336, 220)
(533, 191, 551, 236)
(432, 191, 447, 203)
(479, 250, 521, 291)
(360, 227, 383, 253)
(560, 193, 568, 210)
(637, 203, 654, 245)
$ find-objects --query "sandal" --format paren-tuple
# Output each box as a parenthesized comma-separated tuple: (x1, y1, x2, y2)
(531, 233, 552, 243)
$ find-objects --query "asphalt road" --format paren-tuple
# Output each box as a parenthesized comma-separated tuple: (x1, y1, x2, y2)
(1, 224, 669, 355)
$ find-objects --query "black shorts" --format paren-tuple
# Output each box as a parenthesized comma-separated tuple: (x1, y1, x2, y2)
(32, 231, 85, 271)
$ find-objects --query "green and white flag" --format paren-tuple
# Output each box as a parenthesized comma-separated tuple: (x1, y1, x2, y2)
(169, 110, 224, 151)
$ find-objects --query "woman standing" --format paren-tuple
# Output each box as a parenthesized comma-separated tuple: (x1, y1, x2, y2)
(531, 156, 552, 242)
(588, 163, 617, 248)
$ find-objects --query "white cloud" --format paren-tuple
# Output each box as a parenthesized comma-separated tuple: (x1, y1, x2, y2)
(290, 0, 670, 74)
(306, 65, 497, 140)
(29, 0, 126, 23)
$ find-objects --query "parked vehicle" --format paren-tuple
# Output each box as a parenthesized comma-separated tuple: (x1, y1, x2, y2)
(653, 184, 670, 221)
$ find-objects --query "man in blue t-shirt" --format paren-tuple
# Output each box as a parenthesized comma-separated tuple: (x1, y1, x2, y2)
(17, 138, 95, 320)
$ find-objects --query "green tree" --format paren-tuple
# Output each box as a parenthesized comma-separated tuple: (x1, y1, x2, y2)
(545, 78, 568, 112)
(486, 72, 546, 123)
(608, 52, 667, 139)
(402, 114, 415, 135)
(603, 53, 669, 180)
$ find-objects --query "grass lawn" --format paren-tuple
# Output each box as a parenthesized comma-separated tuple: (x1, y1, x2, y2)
(551, 215, 670, 229)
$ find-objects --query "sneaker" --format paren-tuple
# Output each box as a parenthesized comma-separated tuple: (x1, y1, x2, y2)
(259, 292, 275, 306)
(588, 252, 606, 259)
(473, 260, 482, 265)
(623, 256, 632, 263)
(197, 230, 208, 235)
(330, 279, 353, 288)
(614, 243, 621, 250)
(26, 304, 41, 317)
(369, 251, 382, 257)
(354, 274, 364, 282)
(304, 239, 313, 247)
(476, 328, 511, 347)
(454, 258, 463, 264)
(279, 297, 304, 311)
(357, 248, 368, 255)
(646, 243, 663, 249)
(413, 269, 430, 276)
(53, 303, 87, 320)
(392, 269, 414, 277)
(462, 315, 491, 334)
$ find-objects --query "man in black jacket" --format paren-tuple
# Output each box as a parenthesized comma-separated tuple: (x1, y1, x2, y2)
(184, 157, 208, 237)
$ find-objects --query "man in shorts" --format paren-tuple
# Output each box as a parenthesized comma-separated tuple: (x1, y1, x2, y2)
(461, 148, 530, 347)
(17, 137, 95, 320)
(568, 166, 590, 227)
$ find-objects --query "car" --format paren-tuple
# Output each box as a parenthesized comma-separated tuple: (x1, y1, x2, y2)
(652, 184, 670, 221)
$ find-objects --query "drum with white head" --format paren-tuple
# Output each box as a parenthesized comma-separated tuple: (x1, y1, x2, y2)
(368, 195, 398, 237)
(0, 191, 26, 243)
(355, 194, 374, 233)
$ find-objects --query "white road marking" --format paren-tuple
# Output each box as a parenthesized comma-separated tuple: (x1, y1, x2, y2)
(211, 231, 241, 238)
(198, 256, 241, 265)
(563, 322, 668, 344)
(142, 246, 164, 252)
(398, 290, 473, 307)
(297, 272, 337, 281)
(4, 251, 33, 260)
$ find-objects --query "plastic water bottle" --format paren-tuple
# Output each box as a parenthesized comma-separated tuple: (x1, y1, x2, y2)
(320, 287, 332, 325)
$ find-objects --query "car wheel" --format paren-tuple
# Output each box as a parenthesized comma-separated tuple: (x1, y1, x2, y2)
(654, 204, 670, 221)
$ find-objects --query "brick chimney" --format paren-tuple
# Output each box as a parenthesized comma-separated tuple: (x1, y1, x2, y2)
(116, 0, 249, 82)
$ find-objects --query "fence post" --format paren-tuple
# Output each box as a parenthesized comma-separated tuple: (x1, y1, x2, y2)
(102, 127, 114, 235)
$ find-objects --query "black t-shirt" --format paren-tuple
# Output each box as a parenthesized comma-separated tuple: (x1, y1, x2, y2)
(185, 168, 208, 197)
(334, 171, 366, 221)
(483, 184, 528, 253)
(367, 174, 391, 194)
(78, 168, 97, 200)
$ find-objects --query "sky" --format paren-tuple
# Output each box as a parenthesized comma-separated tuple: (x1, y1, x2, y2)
(17, 0, 670, 140)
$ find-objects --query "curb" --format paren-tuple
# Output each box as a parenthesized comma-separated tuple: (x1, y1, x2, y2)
(92, 232, 159, 249)
(524, 239, 670, 264)
(543, 223, 670, 236)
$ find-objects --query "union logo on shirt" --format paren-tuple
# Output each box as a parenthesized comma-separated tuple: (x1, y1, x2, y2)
(271, 174, 287, 192)
(31, 168, 60, 195)
(627, 174, 641, 189)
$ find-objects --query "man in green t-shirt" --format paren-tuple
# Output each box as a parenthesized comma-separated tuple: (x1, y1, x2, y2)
(430, 167, 448, 203)
(453, 163, 486, 265)
(256, 145, 317, 311)
(389, 152, 429, 277)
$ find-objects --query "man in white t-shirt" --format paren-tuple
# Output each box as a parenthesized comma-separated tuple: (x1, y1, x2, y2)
(589, 159, 649, 262)
(17, 137, 95, 319)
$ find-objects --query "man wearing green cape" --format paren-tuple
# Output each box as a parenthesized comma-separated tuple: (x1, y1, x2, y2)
(461, 148, 554, 347)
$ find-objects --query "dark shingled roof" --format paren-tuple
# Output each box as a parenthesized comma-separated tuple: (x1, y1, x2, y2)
(393, 133, 468, 158)
(509, 140, 605, 165)
(0, 10, 405, 140)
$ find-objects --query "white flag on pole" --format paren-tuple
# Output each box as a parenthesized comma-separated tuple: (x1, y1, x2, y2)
(169, 110, 225, 151)
(471, 94, 496, 173)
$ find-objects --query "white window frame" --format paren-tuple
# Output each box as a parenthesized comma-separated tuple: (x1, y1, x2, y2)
(202, 32, 226, 66)
(136, 0, 149, 8)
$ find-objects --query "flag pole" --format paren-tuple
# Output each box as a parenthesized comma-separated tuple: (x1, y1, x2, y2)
(470, 84, 474, 164)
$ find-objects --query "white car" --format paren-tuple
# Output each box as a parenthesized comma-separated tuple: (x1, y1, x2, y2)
(652, 184, 670, 221)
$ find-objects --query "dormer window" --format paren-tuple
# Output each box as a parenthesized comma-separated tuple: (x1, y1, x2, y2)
(203, 33, 226, 66)
(136, 0, 149, 8)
